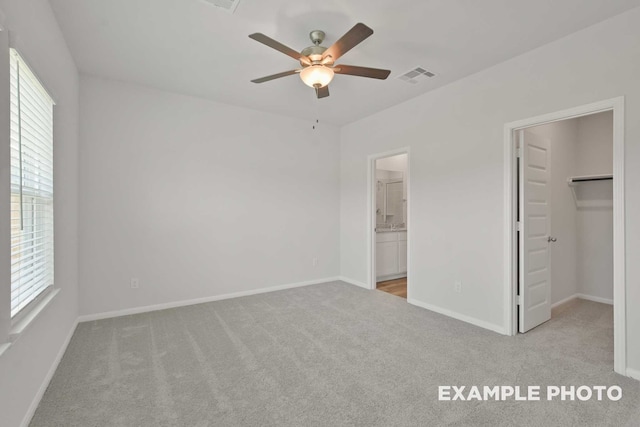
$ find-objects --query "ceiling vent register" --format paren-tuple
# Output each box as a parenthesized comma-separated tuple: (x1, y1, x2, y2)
(398, 67, 435, 84)
(201, 0, 240, 13)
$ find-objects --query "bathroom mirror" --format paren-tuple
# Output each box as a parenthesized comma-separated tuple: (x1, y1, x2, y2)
(376, 170, 405, 226)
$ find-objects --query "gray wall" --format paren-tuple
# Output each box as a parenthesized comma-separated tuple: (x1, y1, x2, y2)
(78, 76, 341, 316)
(575, 112, 614, 301)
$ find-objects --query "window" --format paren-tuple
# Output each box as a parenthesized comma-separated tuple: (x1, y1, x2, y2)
(9, 49, 55, 318)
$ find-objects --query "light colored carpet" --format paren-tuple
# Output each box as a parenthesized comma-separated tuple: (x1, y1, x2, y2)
(31, 281, 639, 426)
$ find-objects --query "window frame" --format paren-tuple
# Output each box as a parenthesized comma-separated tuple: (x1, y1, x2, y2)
(8, 47, 56, 322)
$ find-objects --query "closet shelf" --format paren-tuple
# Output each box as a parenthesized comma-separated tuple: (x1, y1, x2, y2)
(567, 174, 613, 185)
(567, 174, 613, 208)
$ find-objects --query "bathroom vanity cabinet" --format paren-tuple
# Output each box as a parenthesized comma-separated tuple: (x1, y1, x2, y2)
(376, 230, 407, 280)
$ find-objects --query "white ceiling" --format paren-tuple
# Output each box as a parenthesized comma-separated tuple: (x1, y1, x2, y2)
(49, 0, 640, 125)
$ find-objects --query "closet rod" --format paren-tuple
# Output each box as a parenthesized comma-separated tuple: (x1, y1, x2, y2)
(567, 174, 613, 184)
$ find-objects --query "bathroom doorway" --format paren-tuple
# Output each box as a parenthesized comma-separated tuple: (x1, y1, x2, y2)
(369, 150, 409, 299)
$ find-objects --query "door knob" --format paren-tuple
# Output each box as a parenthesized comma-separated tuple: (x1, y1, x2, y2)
(547, 236, 557, 242)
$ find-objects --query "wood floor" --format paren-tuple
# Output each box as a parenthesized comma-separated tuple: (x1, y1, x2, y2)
(376, 277, 407, 299)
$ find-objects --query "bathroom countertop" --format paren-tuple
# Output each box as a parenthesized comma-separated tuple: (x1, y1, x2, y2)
(376, 228, 407, 233)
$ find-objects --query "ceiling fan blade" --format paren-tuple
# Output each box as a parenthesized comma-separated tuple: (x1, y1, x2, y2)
(251, 69, 300, 84)
(322, 23, 373, 62)
(315, 86, 330, 99)
(249, 33, 310, 65)
(334, 65, 391, 80)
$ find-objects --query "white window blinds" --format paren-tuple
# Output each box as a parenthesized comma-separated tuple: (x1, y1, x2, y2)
(9, 48, 55, 317)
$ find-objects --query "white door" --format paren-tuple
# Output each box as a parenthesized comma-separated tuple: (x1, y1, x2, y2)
(518, 130, 552, 333)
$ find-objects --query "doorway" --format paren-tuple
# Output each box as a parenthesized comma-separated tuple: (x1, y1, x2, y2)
(368, 149, 410, 299)
(504, 98, 627, 376)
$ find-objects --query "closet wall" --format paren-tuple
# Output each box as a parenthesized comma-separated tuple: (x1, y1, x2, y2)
(575, 112, 614, 302)
(528, 111, 613, 306)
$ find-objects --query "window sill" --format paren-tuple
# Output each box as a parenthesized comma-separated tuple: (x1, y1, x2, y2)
(9, 288, 60, 343)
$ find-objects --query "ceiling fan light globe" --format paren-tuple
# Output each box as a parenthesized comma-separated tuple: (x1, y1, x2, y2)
(300, 65, 334, 88)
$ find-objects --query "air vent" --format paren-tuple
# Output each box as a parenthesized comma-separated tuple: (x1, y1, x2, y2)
(201, 0, 241, 13)
(397, 67, 435, 84)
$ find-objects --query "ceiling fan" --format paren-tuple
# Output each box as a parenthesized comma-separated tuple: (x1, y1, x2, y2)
(249, 23, 391, 99)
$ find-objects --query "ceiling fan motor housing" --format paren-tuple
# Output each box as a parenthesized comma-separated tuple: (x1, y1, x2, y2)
(300, 45, 328, 65)
(309, 30, 325, 45)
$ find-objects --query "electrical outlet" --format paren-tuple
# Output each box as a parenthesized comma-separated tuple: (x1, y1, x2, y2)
(131, 278, 139, 289)
(312, 257, 319, 267)
(454, 281, 462, 293)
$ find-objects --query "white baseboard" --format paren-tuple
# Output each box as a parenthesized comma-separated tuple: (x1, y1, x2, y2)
(577, 293, 613, 305)
(21, 318, 78, 427)
(408, 298, 506, 335)
(552, 293, 579, 309)
(626, 367, 640, 381)
(376, 273, 407, 282)
(551, 293, 613, 309)
(338, 276, 370, 289)
(78, 277, 341, 322)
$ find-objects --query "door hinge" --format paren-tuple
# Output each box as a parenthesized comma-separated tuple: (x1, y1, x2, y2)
(517, 295, 523, 306)
(516, 221, 521, 231)
(516, 147, 522, 158)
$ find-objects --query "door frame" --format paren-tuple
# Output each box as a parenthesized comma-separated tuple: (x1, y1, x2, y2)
(367, 148, 410, 294)
(503, 97, 626, 375)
